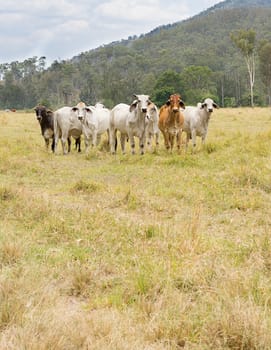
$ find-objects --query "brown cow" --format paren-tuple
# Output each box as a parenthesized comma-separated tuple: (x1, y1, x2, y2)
(158, 94, 185, 151)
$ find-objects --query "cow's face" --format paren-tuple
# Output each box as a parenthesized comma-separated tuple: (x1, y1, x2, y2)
(132, 94, 151, 113)
(201, 98, 218, 113)
(34, 105, 47, 121)
(71, 101, 86, 120)
(167, 94, 185, 112)
(146, 103, 158, 122)
(79, 106, 93, 122)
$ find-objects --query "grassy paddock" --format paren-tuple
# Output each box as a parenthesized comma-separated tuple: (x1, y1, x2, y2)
(1, 108, 271, 349)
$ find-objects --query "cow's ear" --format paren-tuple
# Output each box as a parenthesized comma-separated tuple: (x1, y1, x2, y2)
(129, 101, 137, 112)
(85, 107, 91, 113)
(213, 102, 219, 109)
(71, 107, 78, 112)
(46, 110, 53, 118)
(179, 100, 185, 109)
(166, 100, 170, 106)
(200, 103, 206, 109)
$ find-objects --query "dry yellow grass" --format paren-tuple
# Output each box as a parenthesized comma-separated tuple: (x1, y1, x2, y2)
(0, 107, 271, 349)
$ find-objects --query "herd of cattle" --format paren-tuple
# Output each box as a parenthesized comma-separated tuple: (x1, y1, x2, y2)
(34, 94, 218, 155)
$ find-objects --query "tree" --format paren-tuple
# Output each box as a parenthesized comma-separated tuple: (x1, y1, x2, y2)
(152, 70, 183, 106)
(230, 29, 256, 107)
(258, 40, 271, 105)
(180, 66, 217, 104)
(0, 71, 25, 109)
(37, 56, 46, 72)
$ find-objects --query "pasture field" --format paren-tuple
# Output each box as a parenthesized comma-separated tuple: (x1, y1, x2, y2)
(1, 107, 271, 349)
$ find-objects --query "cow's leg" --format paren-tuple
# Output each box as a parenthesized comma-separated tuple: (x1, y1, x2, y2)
(84, 135, 90, 153)
(120, 133, 126, 154)
(191, 129, 197, 152)
(115, 137, 118, 152)
(110, 129, 117, 154)
(44, 137, 49, 149)
(129, 134, 136, 154)
(169, 134, 174, 152)
(51, 137, 55, 153)
(162, 131, 170, 150)
(61, 132, 69, 155)
(79, 137, 82, 152)
(155, 132, 159, 148)
(92, 131, 97, 147)
(106, 129, 110, 147)
(185, 132, 190, 151)
(54, 129, 59, 154)
(139, 134, 146, 155)
(146, 132, 152, 151)
(76, 137, 81, 152)
(202, 131, 207, 147)
(61, 138, 67, 154)
(67, 137, 71, 153)
(176, 132, 181, 151)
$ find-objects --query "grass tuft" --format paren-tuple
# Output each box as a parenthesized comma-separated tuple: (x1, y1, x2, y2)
(70, 180, 102, 194)
(0, 187, 15, 201)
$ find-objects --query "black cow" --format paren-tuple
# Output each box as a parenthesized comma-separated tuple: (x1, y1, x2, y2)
(34, 105, 55, 152)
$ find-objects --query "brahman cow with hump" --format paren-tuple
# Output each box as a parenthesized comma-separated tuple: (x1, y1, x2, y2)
(78, 103, 110, 152)
(34, 105, 55, 152)
(109, 94, 151, 155)
(54, 102, 84, 154)
(182, 97, 218, 151)
(158, 94, 185, 151)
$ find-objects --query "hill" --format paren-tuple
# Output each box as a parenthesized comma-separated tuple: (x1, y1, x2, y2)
(69, 2, 271, 106)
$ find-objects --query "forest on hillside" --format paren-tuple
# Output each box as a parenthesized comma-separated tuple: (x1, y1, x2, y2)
(1, 6, 271, 110)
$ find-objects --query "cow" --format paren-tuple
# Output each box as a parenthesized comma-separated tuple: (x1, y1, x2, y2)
(78, 103, 110, 152)
(158, 94, 185, 151)
(146, 102, 159, 150)
(109, 103, 130, 154)
(127, 94, 151, 155)
(182, 98, 218, 151)
(109, 94, 151, 155)
(53, 102, 84, 154)
(34, 105, 55, 152)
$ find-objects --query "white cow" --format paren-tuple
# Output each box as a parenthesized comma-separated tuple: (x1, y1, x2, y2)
(54, 102, 85, 154)
(146, 102, 159, 150)
(110, 94, 151, 155)
(78, 104, 110, 152)
(109, 103, 130, 154)
(182, 98, 218, 151)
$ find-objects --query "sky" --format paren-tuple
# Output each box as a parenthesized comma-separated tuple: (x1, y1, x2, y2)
(0, 0, 219, 66)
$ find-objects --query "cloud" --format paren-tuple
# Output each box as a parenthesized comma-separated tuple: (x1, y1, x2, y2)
(0, 0, 80, 17)
(0, 0, 218, 64)
(96, 0, 189, 24)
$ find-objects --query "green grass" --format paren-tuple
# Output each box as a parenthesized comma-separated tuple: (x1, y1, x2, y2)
(1, 108, 271, 349)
